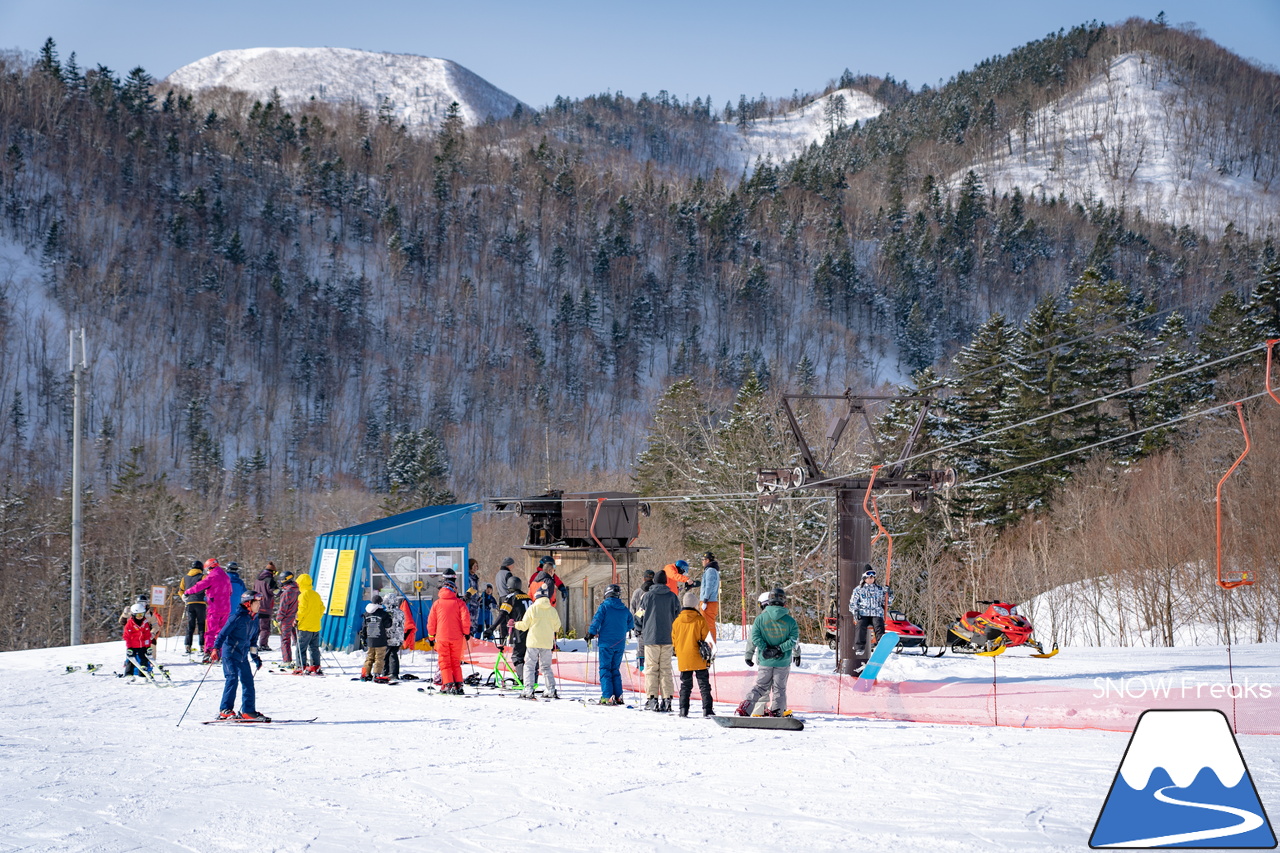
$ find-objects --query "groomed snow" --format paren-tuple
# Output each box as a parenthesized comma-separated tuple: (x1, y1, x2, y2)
(165, 47, 526, 130)
(719, 88, 883, 174)
(2, 634, 1277, 851)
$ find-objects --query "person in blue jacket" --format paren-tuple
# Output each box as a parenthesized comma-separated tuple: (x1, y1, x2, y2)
(586, 583, 634, 705)
(214, 590, 270, 722)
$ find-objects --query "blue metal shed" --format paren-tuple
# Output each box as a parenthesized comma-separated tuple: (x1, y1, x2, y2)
(308, 503, 482, 650)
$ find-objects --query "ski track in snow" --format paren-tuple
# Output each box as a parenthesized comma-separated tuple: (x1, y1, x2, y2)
(1, 639, 1277, 851)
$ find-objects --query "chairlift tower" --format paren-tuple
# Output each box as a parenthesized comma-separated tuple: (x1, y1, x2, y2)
(755, 392, 954, 676)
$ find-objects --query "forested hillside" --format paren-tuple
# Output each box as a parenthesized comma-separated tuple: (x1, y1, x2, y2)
(0, 18, 1277, 650)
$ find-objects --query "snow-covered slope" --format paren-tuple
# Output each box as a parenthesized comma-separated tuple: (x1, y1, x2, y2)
(720, 87, 883, 172)
(165, 47, 526, 130)
(967, 52, 1279, 237)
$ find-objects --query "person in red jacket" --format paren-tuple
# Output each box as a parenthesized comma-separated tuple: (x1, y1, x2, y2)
(528, 556, 568, 605)
(400, 597, 418, 650)
(426, 579, 471, 694)
(122, 602, 155, 679)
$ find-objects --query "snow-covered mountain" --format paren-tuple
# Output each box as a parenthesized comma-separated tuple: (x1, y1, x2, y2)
(720, 87, 883, 172)
(165, 47, 526, 130)
(966, 52, 1279, 237)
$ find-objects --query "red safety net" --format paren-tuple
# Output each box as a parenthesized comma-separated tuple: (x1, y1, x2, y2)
(461, 642, 1280, 735)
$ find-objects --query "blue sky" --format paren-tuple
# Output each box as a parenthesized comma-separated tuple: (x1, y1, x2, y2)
(2, 1, 1277, 107)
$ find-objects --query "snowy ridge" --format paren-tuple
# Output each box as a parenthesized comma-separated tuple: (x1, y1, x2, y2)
(1119, 710, 1245, 789)
(966, 52, 1279, 237)
(720, 87, 882, 173)
(165, 47, 526, 130)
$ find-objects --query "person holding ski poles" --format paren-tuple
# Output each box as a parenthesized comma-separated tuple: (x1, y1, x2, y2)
(180, 561, 207, 655)
(213, 590, 270, 721)
(183, 559, 231, 663)
(427, 579, 471, 694)
(586, 583, 633, 705)
(849, 566, 893, 656)
(738, 588, 799, 717)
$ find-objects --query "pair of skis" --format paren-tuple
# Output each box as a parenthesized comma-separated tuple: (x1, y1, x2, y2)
(202, 717, 317, 725)
(64, 663, 103, 674)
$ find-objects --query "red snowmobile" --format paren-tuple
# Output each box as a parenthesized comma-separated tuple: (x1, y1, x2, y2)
(946, 600, 1058, 657)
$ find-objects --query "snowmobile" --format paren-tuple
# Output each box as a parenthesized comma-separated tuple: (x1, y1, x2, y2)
(946, 600, 1058, 658)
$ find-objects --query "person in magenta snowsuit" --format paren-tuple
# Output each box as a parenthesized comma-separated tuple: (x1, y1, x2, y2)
(184, 560, 232, 659)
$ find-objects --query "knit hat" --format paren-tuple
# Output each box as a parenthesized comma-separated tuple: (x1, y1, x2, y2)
(535, 586, 552, 599)
(371, 594, 383, 604)
(501, 557, 515, 567)
(682, 590, 700, 608)
(655, 570, 668, 585)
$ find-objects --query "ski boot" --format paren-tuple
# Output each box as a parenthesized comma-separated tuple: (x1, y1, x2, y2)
(644, 696, 658, 711)
(218, 709, 236, 720)
(735, 699, 753, 717)
(239, 711, 271, 722)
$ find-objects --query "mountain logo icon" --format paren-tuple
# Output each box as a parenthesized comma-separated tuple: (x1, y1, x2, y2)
(1091, 709, 1276, 848)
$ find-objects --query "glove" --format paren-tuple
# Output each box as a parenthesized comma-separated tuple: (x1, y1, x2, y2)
(251, 653, 262, 672)
(744, 654, 754, 667)
(763, 645, 783, 660)
(585, 633, 595, 643)
(427, 636, 435, 646)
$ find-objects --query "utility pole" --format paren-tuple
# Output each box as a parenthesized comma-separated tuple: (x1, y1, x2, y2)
(69, 329, 86, 646)
(758, 392, 954, 676)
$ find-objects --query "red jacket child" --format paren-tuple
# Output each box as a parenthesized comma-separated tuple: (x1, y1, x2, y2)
(123, 612, 154, 649)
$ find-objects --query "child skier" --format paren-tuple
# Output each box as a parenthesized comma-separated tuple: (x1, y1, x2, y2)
(122, 602, 156, 679)
(427, 579, 471, 693)
(470, 584, 498, 640)
(515, 586, 562, 699)
(213, 590, 269, 721)
(358, 595, 393, 682)
(849, 566, 893, 656)
(738, 588, 799, 717)
(672, 589, 715, 717)
(586, 583, 633, 705)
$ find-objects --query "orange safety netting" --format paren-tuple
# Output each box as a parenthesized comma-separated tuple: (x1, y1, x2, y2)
(460, 641, 1280, 735)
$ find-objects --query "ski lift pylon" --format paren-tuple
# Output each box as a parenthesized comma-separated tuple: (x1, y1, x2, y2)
(1215, 401, 1254, 590)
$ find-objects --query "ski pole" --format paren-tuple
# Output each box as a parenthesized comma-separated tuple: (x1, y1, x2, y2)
(176, 659, 216, 727)
(462, 639, 479, 694)
(326, 648, 346, 675)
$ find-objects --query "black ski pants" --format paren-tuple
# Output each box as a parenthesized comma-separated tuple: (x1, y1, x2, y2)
(124, 647, 152, 676)
(184, 603, 207, 650)
(854, 615, 884, 654)
(678, 668, 714, 715)
(386, 645, 401, 678)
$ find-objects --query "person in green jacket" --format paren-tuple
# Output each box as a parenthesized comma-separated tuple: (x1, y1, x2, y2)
(736, 588, 799, 717)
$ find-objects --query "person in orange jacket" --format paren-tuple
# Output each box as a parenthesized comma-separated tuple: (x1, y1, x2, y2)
(528, 556, 568, 605)
(664, 562, 690, 596)
(427, 579, 471, 694)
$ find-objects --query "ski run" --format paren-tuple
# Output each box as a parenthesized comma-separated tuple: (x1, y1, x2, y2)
(1, 635, 1278, 852)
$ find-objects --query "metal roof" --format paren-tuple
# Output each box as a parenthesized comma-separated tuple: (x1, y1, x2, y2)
(324, 502, 482, 537)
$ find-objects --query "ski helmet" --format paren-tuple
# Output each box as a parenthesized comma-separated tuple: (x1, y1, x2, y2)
(604, 584, 622, 599)
(204, 558, 220, 570)
(539, 556, 555, 566)
(240, 590, 262, 604)
(767, 587, 786, 607)
(190, 561, 203, 570)
(757, 591, 771, 608)
(675, 559, 689, 571)
(226, 561, 241, 572)
(130, 602, 146, 615)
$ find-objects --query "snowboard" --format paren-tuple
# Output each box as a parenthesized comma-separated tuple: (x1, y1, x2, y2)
(714, 715, 804, 731)
(857, 631, 901, 681)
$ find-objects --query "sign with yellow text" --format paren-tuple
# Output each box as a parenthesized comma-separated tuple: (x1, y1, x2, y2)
(327, 550, 357, 617)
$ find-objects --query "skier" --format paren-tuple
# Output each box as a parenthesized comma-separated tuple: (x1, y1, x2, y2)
(699, 552, 721, 641)
(494, 578, 532, 676)
(225, 562, 247, 606)
(385, 592, 407, 681)
(253, 563, 278, 650)
(849, 566, 893, 656)
(738, 588, 799, 717)
(585, 583, 633, 705)
(638, 569, 681, 711)
(469, 583, 497, 639)
(179, 561, 207, 654)
(294, 573, 325, 675)
(122, 602, 156, 679)
(630, 569, 655, 671)
(515, 586, 562, 699)
(183, 559, 231, 663)
(426, 580, 471, 693)
(275, 572, 300, 669)
(358, 595, 393, 683)
(494, 556, 517, 597)
(528, 556, 568, 605)
(672, 589, 715, 717)
(213, 590, 270, 721)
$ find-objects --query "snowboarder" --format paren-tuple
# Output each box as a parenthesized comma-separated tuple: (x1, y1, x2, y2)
(427, 580, 471, 693)
(738, 588, 799, 717)
(494, 556, 517, 597)
(586, 583, 633, 704)
(294, 573, 325, 675)
(638, 569, 681, 711)
(122, 602, 155, 679)
(515, 586, 562, 699)
(358, 595, 393, 682)
(385, 592, 407, 680)
(183, 559, 231, 663)
(699, 552, 721, 641)
(528, 556, 568, 605)
(469, 584, 497, 639)
(672, 589, 715, 717)
(253, 563, 278, 650)
(494, 578, 531, 674)
(275, 572, 300, 669)
(179, 561, 207, 654)
(849, 566, 893, 656)
(213, 590, 270, 721)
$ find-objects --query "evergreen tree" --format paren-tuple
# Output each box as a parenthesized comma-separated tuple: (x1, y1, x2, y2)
(1141, 312, 1208, 452)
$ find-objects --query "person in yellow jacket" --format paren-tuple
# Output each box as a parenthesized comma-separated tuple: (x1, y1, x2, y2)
(514, 587, 562, 699)
(294, 573, 326, 675)
(672, 590, 715, 717)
